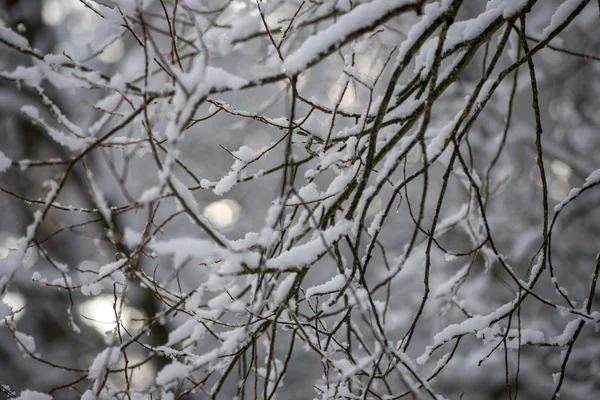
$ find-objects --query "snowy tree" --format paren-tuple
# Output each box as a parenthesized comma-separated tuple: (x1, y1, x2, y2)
(1, 0, 600, 399)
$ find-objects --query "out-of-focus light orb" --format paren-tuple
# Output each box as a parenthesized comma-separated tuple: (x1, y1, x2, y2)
(549, 179, 570, 201)
(42, 0, 67, 26)
(328, 81, 358, 109)
(99, 37, 125, 64)
(0, 232, 38, 269)
(203, 199, 241, 229)
(79, 294, 144, 334)
(130, 358, 155, 390)
(551, 159, 572, 180)
(43, 0, 100, 31)
(548, 159, 572, 201)
(2, 289, 27, 322)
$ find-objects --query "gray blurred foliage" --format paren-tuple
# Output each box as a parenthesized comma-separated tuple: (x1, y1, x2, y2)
(0, 0, 599, 399)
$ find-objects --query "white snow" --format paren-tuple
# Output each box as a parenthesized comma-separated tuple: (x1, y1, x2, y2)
(50, 276, 72, 287)
(170, 175, 200, 216)
(207, 291, 235, 310)
(445, 8, 502, 51)
(527, 253, 544, 285)
(417, 301, 516, 364)
(444, 253, 457, 262)
(541, 0, 583, 39)
(554, 168, 600, 212)
(166, 319, 198, 347)
(0, 27, 30, 49)
(150, 237, 221, 270)
(584, 168, 600, 186)
(14, 390, 52, 400)
(202, 145, 264, 195)
(512, 328, 546, 347)
(205, 66, 248, 91)
(306, 274, 347, 298)
(266, 219, 353, 269)
(88, 346, 120, 379)
(1, 65, 43, 87)
(496, 0, 530, 18)
(0, 150, 11, 173)
(554, 187, 581, 212)
(352, 39, 370, 55)
(94, 92, 121, 111)
(507, 27, 519, 62)
(87, 171, 112, 225)
(273, 274, 297, 304)
(228, 14, 261, 45)
(435, 263, 469, 297)
(426, 111, 462, 159)
(123, 228, 142, 248)
(549, 319, 580, 346)
(284, 0, 410, 75)
(21, 105, 88, 151)
(81, 281, 103, 296)
(98, 259, 127, 279)
(212, 170, 238, 195)
(0, 299, 12, 320)
(15, 331, 36, 354)
(81, 391, 94, 400)
(289, 182, 321, 204)
(367, 210, 385, 237)
(109, 73, 127, 92)
(414, 37, 439, 77)
(397, 1, 448, 63)
(155, 361, 192, 387)
(138, 185, 163, 203)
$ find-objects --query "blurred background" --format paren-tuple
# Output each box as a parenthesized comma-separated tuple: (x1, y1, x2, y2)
(1, 0, 599, 399)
